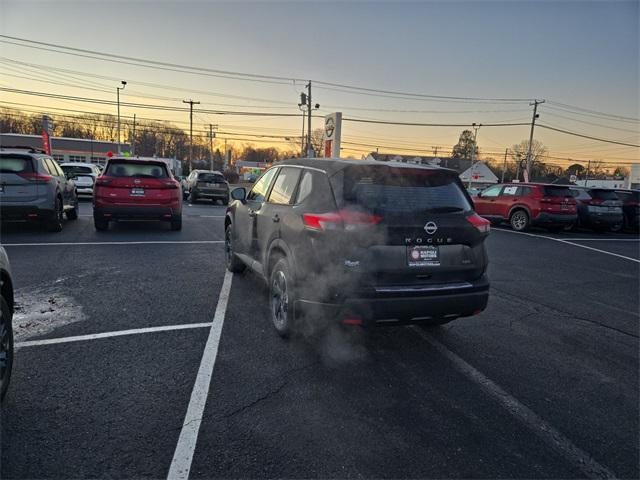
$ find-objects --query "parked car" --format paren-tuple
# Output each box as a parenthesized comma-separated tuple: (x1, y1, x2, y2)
(472, 183, 577, 232)
(59, 162, 102, 197)
(224, 158, 490, 337)
(93, 156, 182, 231)
(183, 170, 229, 204)
(0, 147, 79, 232)
(570, 187, 624, 232)
(613, 189, 639, 232)
(0, 246, 14, 401)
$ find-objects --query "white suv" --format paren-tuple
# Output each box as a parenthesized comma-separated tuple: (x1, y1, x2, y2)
(60, 162, 102, 196)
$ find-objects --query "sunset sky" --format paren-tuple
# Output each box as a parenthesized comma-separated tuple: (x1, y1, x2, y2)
(1, 0, 638, 169)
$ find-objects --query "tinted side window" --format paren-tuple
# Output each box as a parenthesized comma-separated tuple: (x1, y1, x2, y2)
(268, 167, 301, 205)
(480, 185, 502, 197)
(519, 187, 533, 196)
(44, 159, 58, 176)
(501, 185, 518, 196)
(295, 170, 313, 204)
(247, 167, 278, 202)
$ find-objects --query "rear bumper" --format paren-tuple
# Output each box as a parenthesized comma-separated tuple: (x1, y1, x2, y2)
(532, 212, 576, 226)
(192, 188, 228, 199)
(93, 205, 180, 221)
(75, 187, 94, 196)
(0, 204, 55, 222)
(585, 213, 624, 227)
(296, 275, 490, 326)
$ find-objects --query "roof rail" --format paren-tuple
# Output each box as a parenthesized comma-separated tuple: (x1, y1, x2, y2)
(0, 145, 47, 154)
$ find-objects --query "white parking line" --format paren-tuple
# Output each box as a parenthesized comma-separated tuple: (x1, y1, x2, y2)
(413, 328, 617, 479)
(561, 238, 639, 242)
(2, 241, 224, 247)
(168, 269, 233, 480)
(494, 228, 639, 263)
(15, 322, 213, 349)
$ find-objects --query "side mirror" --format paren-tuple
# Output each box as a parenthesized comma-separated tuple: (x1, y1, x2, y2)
(230, 187, 246, 202)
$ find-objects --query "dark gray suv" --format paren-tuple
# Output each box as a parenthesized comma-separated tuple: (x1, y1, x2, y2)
(184, 170, 229, 204)
(0, 148, 79, 232)
(224, 158, 490, 337)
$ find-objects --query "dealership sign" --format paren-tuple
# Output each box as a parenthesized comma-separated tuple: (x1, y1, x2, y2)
(323, 112, 342, 158)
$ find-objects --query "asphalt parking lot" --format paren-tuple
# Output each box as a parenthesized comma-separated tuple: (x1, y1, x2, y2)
(1, 200, 638, 479)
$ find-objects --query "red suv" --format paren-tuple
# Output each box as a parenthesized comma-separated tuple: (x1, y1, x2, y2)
(472, 183, 577, 232)
(93, 157, 182, 231)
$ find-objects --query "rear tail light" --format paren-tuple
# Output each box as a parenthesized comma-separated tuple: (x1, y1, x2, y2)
(162, 180, 179, 189)
(467, 213, 490, 233)
(302, 209, 383, 231)
(18, 172, 52, 183)
(95, 177, 113, 186)
(588, 198, 604, 205)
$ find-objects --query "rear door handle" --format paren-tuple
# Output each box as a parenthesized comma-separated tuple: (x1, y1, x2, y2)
(272, 214, 280, 223)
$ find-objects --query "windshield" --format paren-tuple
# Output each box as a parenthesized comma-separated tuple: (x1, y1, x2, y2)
(105, 162, 168, 178)
(198, 173, 225, 183)
(542, 186, 574, 197)
(590, 189, 619, 200)
(331, 166, 472, 214)
(0, 155, 34, 174)
(61, 165, 94, 175)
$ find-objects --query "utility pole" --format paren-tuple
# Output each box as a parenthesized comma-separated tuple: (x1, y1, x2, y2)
(586, 159, 591, 187)
(116, 81, 126, 154)
(208, 124, 217, 170)
(501, 148, 508, 183)
(526, 99, 545, 181)
(432, 146, 439, 157)
(132, 114, 136, 155)
(306, 81, 312, 157)
(183, 99, 200, 172)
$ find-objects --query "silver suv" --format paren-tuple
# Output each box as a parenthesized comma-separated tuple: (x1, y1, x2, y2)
(0, 147, 79, 232)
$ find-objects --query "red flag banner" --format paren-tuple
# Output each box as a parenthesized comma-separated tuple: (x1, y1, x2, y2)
(41, 129, 51, 155)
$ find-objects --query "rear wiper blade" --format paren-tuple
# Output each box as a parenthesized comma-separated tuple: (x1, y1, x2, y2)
(424, 207, 464, 213)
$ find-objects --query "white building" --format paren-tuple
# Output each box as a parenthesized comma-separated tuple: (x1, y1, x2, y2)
(459, 162, 499, 186)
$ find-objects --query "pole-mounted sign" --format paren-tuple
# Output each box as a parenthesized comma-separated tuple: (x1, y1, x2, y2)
(323, 112, 342, 158)
(41, 116, 53, 155)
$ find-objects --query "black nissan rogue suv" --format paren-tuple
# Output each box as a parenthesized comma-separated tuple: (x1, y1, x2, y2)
(224, 158, 490, 337)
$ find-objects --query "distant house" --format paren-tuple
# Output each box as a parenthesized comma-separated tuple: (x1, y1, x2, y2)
(0, 133, 129, 166)
(459, 162, 499, 186)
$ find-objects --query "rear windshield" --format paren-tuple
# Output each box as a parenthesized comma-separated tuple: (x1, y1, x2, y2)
(616, 191, 639, 202)
(0, 155, 34, 174)
(590, 189, 618, 200)
(105, 162, 168, 178)
(198, 173, 225, 183)
(542, 186, 573, 197)
(61, 165, 94, 175)
(330, 165, 472, 214)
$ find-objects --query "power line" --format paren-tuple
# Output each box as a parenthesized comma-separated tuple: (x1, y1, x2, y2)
(343, 117, 530, 127)
(0, 35, 533, 104)
(547, 100, 639, 123)
(536, 124, 640, 148)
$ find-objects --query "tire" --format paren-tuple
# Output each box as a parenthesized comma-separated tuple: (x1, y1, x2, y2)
(94, 218, 109, 231)
(66, 197, 79, 220)
(0, 295, 14, 401)
(188, 192, 198, 204)
(224, 224, 246, 273)
(47, 197, 64, 232)
(171, 216, 182, 231)
(269, 257, 296, 338)
(509, 209, 530, 232)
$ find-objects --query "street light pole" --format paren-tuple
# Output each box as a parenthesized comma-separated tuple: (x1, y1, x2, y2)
(116, 81, 126, 154)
